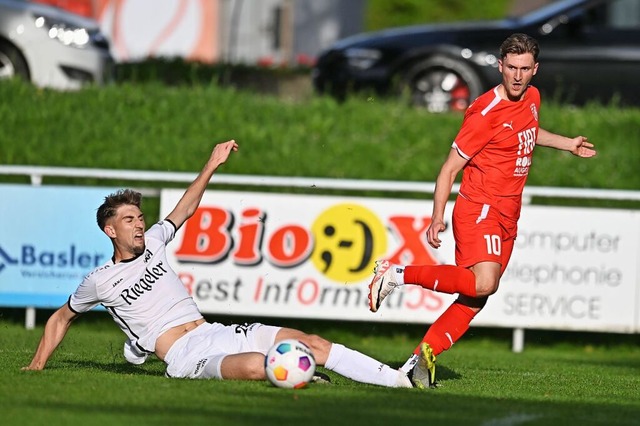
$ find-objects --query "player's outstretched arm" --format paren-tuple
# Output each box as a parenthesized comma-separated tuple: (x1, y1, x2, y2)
(537, 128, 596, 158)
(22, 304, 79, 371)
(166, 140, 239, 229)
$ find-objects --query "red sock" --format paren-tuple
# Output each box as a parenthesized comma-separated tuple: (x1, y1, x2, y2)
(414, 302, 477, 356)
(404, 265, 477, 297)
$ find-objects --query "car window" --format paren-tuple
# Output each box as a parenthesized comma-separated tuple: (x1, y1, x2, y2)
(542, 0, 640, 42)
(585, 0, 640, 29)
(608, 0, 640, 28)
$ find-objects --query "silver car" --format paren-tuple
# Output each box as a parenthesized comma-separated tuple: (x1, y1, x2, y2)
(0, 0, 113, 90)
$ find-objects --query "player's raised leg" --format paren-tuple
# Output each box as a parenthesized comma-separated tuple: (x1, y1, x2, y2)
(368, 260, 480, 313)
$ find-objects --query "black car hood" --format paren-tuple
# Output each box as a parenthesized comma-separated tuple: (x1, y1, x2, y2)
(328, 0, 594, 51)
(331, 19, 519, 51)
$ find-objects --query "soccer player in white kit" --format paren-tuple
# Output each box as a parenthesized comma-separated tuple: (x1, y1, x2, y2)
(23, 140, 414, 388)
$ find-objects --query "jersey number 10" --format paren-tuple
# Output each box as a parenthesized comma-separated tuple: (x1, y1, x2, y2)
(483, 234, 501, 255)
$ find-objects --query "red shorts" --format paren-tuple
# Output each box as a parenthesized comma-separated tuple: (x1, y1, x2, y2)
(452, 196, 515, 272)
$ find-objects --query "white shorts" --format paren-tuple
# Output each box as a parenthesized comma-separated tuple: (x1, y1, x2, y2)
(164, 322, 280, 379)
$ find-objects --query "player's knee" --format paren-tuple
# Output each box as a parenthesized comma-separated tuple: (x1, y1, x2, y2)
(245, 355, 267, 380)
(220, 353, 267, 380)
(475, 279, 499, 297)
(471, 262, 501, 297)
(298, 334, 331, 363)
(300, 334, 330, 351)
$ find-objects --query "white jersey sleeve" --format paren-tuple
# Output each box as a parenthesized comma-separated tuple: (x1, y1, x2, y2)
(153, 219, 177, 245)
(69, 264, 109, 313)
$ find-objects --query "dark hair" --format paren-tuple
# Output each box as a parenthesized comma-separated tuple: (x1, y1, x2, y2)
(500, 33, 540, 61)
(96, 189, 142, 230)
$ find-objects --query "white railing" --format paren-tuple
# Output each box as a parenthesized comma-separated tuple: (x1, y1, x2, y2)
(2, 165, 640, 201)
(3, 165, 639, 350)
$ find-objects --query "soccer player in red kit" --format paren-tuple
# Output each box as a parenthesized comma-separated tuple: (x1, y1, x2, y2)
(367, 33, 597, 388)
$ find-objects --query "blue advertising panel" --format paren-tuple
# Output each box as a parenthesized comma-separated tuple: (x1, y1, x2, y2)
(0, 185, 116, 308)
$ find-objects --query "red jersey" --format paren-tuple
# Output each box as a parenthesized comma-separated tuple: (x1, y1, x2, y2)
(453, 85, 540, 225)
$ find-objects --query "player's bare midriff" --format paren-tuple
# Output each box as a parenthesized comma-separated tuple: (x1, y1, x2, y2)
(155, 318, 206, 361)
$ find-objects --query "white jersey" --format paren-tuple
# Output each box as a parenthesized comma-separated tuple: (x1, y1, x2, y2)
(69, 220, 203, 354)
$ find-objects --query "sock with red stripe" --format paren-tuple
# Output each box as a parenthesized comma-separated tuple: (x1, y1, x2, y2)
(404, 265, 477, 297)
(416, 302, 477, 356)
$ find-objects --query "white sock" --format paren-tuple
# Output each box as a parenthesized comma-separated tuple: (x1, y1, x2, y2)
(393, 265, 406, 285)
(324, 343, 410, 388)
(400, 354, 419, 373)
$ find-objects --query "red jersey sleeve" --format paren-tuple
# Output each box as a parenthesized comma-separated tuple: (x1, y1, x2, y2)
(452, 94, 503, 160)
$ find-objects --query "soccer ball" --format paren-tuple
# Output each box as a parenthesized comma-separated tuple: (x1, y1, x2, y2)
(264, 339, 316, 389)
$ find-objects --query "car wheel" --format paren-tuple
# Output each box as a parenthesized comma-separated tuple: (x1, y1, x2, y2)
(0, 40, 30, 82)
(403, 55, 483, 113)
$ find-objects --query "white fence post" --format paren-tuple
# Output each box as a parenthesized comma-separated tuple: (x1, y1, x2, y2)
(512, 328, 525, 353)
(25, 307, 36, 330)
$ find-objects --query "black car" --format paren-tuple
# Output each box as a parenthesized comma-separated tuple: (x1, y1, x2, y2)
(313, 0, 640, 112)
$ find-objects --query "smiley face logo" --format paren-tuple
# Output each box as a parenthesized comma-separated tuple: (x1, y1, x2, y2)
(310, 203, 387, 283)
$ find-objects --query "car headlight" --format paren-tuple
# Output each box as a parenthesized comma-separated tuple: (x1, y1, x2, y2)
(33, 15, 91, 48)
(344, 48, 382, 70)
(460, 48, 498, 68)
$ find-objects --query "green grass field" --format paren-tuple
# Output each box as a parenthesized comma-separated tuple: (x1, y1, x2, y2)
(2, 79, 639, 192)
(2, 310, 639, 426)
(1, 77, 639, 425)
